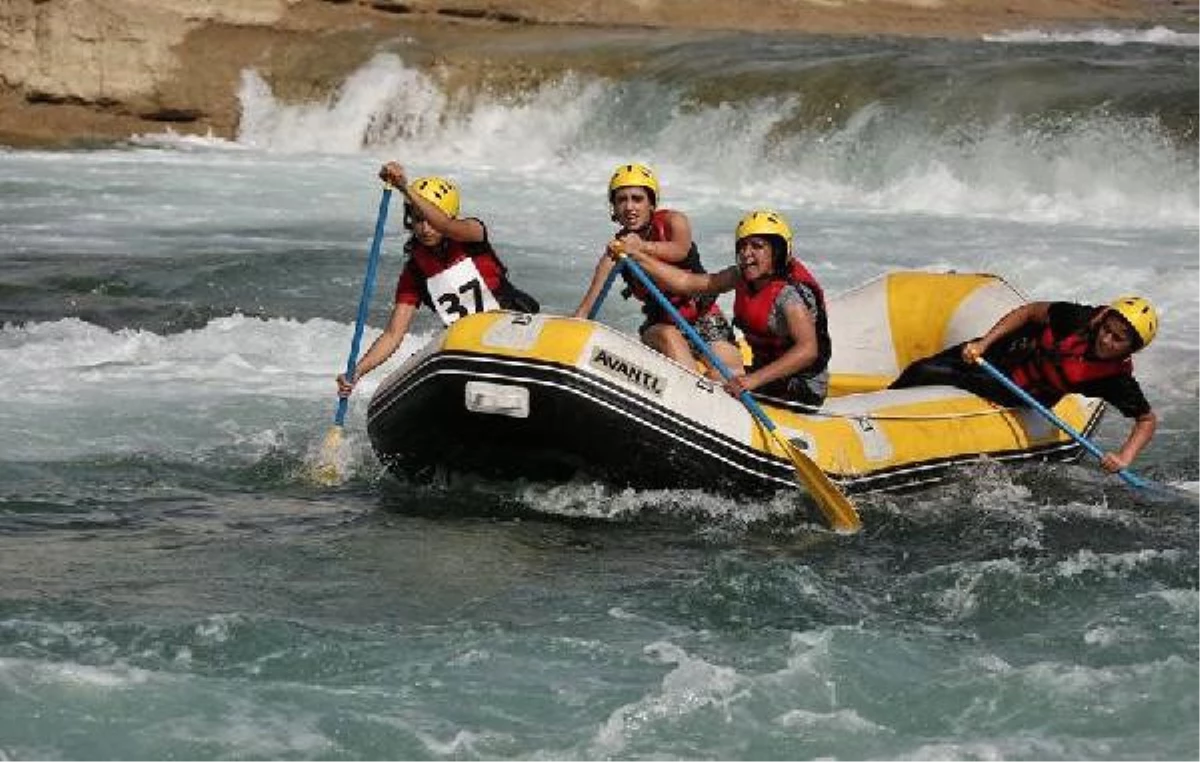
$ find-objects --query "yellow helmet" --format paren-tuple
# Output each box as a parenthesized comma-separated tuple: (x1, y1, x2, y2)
(735, 209, 793, 255)
(408, 176, 460, 218)
(608, 163, 659, 204)
(1108, 295, 1158, 349)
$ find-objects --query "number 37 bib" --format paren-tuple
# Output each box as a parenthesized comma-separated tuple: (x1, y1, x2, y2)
(425, 257, 501, 326)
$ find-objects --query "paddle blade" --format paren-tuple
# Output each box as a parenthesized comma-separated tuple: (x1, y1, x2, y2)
(312, 424, 349, 486)
(1128, 478, 1200, 507)
(771, 429, 862, 534)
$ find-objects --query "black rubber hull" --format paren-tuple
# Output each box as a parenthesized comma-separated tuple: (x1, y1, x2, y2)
(367, 351, 798, 495)
(366, 350, 1099, 497)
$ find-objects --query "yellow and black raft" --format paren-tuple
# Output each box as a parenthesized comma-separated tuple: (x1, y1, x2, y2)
(366, 271, 1102, 504)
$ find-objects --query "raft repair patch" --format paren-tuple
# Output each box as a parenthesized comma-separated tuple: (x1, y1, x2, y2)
(590, 346, 666, 396)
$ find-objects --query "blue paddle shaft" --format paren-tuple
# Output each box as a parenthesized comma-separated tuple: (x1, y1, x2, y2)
(587, 257, 627, 319)
(619, 254, 862, 531)
(618, 256, 778, 433)
(975, 356, 1150, 489)
(335, 187, 393, 426)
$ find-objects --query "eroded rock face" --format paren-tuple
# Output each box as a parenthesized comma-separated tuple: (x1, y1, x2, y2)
(0, 0, 298, 103)
(0, 0, 390, 144)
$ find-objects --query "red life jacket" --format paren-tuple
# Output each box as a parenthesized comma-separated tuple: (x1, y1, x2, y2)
(1007, 322, 1132, 405)
(733, 259, 831, 372)
(620, 209, 716, 324)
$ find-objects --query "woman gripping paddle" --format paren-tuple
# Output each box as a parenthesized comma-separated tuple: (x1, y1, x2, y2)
(336, 161, 539, 400)
(620, 209, 832, 407)
(573, 162, 743, 378)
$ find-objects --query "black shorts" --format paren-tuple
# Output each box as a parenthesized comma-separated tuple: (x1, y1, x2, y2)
(756, 374, 826, 407)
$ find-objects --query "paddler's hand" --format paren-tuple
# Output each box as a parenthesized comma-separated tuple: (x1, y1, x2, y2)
(619, 232, 648, 258)
(1100, 451, 1131, 474)
(605, 238, 625, 261)
(336, 372, 357, 399)
(722, 374, 753, 398)
(379, 161, 407, 189)
(962, 341, 984, 364)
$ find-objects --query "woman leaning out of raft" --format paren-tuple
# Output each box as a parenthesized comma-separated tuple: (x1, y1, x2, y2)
(336, 161, 538, 400)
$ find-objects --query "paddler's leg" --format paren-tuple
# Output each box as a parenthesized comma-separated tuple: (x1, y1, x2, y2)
(704, 340, 745, 380)
(890, 343, 1023, 406)
(889, 344, 967, 389)
(642, 322, 696, 366)
(643, 317, 743, 377)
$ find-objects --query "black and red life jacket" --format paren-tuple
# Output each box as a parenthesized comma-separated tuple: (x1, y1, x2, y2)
(1007, 322, 1131, 405)
(406, 238, 510, 308)
(732, 258, 832, 371)
(619, 209, 716, 324)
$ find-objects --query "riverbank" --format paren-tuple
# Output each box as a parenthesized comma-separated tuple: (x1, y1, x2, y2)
(0, 0, 1193, 148)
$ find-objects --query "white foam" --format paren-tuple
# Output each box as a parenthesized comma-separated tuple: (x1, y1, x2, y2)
(238, 55, 448, 154)
(1055, 548, 1184, 578)
(929, 557, 1024, 620)
(589, 640, 744, 757)
(515, 481, 820, 526)
(0, 656, 151, 689)
(901, 737, 1079, 760)
(1083, 624, 1139, 648)
(985, 26, 1200, 47)
(226, 54, 1199, 228)
(775, 706, 881, 732)
(128, 129, 247, 151)
(0, 316, 434, 462)
(1144, 588, 1200, 612)
(415, 729, 486, 757)
(164, 699, 333, 758)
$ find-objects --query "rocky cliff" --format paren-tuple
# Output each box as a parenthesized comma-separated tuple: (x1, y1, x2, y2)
(0, 0, 392, 146)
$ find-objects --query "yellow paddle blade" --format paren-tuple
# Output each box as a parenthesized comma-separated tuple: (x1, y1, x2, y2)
(770, 428, 862, 534)
(311, 424, 348, 486)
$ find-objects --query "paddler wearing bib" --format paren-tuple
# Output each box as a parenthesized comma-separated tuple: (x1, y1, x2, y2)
(336, 161, 538, 400)
(890, 296, 1159, 473)
(573, 163, 743, 377)
(620, 209, 832, 406)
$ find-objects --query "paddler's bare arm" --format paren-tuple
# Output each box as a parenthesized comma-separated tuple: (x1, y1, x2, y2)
(725, 299, 818, 396)
(1104, 410, 1157, 472)
(380, 161, 484, 243)
(963, 301, 1052, 363)
(336, 301, 417, 396)
(619, 209, 692, 263)
(620, 242, 736, 295)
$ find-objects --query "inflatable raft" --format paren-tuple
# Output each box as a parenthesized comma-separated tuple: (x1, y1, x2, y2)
(366, 271, 1103, 500)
